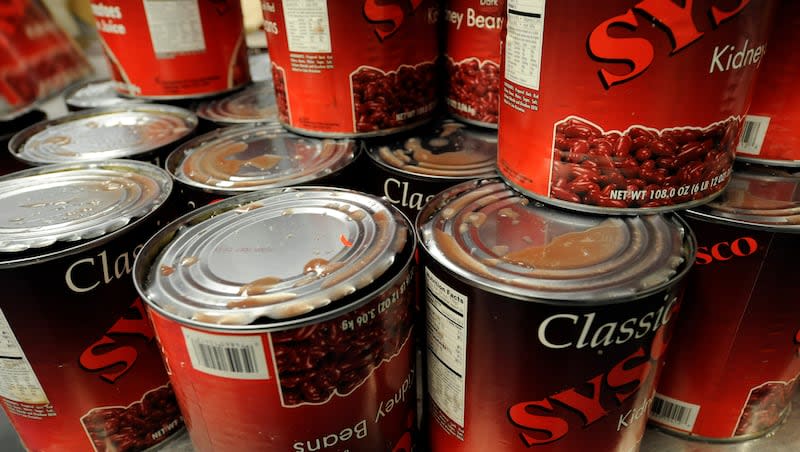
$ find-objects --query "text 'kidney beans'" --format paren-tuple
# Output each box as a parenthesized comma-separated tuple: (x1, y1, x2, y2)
(550, 117, 740, 208)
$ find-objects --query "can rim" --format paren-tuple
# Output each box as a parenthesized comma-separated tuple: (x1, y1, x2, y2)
(133, 186, 416, 332)
(62, 78, 147, 109)
(195, 82, 277, 125)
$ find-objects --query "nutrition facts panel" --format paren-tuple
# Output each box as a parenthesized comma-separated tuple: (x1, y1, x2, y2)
(283, 0, 332, 54)
(144, 0, 206, 56)
(505, 0, 546, 90)
(0, 310, 48, 405)
(425, 268, 468, 433)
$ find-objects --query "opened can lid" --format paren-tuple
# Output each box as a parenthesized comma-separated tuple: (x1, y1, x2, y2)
(195, 82, 277, 125)
(167, 122, 355, 194)
(418, 179, 692, 302)
(366, 119, 497, 179)
(63, 79, 146, 110)
(9, 104, 197, 165)
(0, 160, 172, 253)
(687, 164, 800, 229)
(138, 187, 409, 326)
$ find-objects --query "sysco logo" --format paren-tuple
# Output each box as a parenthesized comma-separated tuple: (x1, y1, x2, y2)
(587, 0, 751, 88)
(363, 0, 424, 41)
(695, 237, 758, 265)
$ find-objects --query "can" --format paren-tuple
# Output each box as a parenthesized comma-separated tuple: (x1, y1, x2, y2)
(194, 82, 278, 127)
(360, 119, 497, 221)
(0, 160, 183, 452)
(263, 0, 440, 137)
(735, 0, 800, 166)
(133, 187, 417, 451)
(165, 122, 359, 210)
(498, 0, 777, 213)
(90, 0, 251, 99)
(650, 164, 800, 441)
(9, 104, 198, 168)
(63, 79, 147, 111)
(0, 0, 92, 116)
(443, 0, 504, 128)
(417, 178, 695, 451)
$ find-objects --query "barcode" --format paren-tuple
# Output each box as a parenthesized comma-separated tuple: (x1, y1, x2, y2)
(649, 393, 700, 431)
(737, 115, 770, 155)
(182, 328, 269, 380)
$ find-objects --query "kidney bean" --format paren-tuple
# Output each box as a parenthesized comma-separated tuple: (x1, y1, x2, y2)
(613, 135, 633, 157)
(551, 186, 582, 203)
(634, 148, 652, 162)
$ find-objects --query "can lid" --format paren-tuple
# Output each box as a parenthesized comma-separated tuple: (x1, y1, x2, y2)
(687, 164, 800, 229)
(365, 119, 497, 179)
(167, 122, 355, 194)
(9, 105, 198, 165)
(195, 83, 277, 125)
(64, 79, 146, 110)
(139, 187, 408, 326)
(0, 160, 172, 253)
(418, 179, 692, 302)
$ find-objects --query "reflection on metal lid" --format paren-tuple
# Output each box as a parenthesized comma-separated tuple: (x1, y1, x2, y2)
(367, 119, 497, 179)
(167, 122, 355, 194)
(0, 160, 171, 252)
(688, 164, 800, 228)
(418, 179, 691, 302)
(141, 187, 408, 325)
(9, 104, 197, 165)
(64, 79, 146, 110)
(195, 82, 277, 124)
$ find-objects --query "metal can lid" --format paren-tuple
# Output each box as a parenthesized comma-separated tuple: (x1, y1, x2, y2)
(687, 164, 800, 230)
(9, 105, 198, 165)
(365, 119, 497, 179)
(0, 160, 172, 253)
(195, 82, 277, 125)
(167, 122, 355, 194)
(418, 179, 692, 302)
(64, 79, 146, 110)
(137, 187, 409, 326)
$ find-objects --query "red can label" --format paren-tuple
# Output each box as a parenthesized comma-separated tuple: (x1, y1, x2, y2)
(0, 0, 91, 114)
(148, 269, 416, 451)
(0, 233, 183, 451)
(651, 220, 800, 439)
(735, 0, 800, 165)
(444, 0, 504, 126)
(498, 0, 776, 211)
(90, 0, 250, 98)
(263, 0, 440, 135)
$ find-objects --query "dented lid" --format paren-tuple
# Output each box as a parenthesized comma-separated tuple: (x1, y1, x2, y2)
(9, 104, 197, 165)
(195, 82, 277, 125)
(63, 79, 146, 110)
(0, 160, 172, 254)
(418, 179, 693, 302)
(167, 122, 355, 194)
(687, 164, 800, 230)
(366, 119, 497, 179)
(136, 187, 411, 327)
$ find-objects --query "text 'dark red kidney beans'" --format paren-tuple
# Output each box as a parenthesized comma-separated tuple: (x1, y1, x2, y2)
(262, 0, 440, 137)
(417, 179, 696, 451)
(0, 161, 183, 452)
(91, 0, 250, 98)
(444, 0, 505, 127)
(650, 167, 800, 440)
(498, 0, 778, 213)
(735, 0, 800, 166)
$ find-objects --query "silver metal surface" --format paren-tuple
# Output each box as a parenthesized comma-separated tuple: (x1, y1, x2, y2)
(63, 79, 146, 110)
(9, 104, 197, 164)
(195, 82, 277, 125)
(167, 122, 355, 194)
(418, 179, 691, 302)
(0, 160, 171, 252)
(367, 119, 497, 179)
(138, 187, 407, 326)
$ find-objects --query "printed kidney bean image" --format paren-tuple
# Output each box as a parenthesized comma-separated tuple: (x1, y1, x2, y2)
(351, 63, 437, 133)
(81, 385, 183, 452)
(271, 275, 414, 406)
(446, 58, 500, 124)
(271, 63, 289, 124)
(735, 380, 798, 436)
(549, 117, 740, 209)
